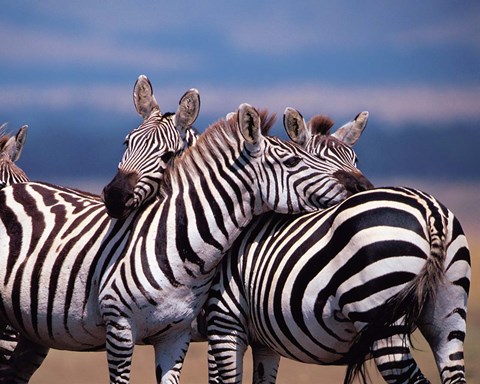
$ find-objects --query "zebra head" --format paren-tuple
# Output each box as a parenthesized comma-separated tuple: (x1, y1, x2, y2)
(102, 75, 200, 219)
(284, 109, 373, 195)
(0, 123, 29, 186)
(235, 104, 370, 213)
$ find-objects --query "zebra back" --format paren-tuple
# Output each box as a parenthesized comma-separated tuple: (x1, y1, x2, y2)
(0, 124, 29, 186)
(102, 75, 201, 219)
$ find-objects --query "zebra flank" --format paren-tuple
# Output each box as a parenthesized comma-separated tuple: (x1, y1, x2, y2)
(206, 187, 470, 384)
(0, 104, 370, 384)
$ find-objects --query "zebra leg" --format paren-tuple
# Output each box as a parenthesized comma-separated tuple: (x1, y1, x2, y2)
(417, 227, 469, 384)
(251, 344, 280, 384)
(0, 326, 19, 378)
(153, 329, 191, 384)
(417, 279, 468, 383)
(105, 319, 136, 384)
(372, 330, 430, 384)
(1, 336, 49, 383)
(0, 326, 19, 362)
(208, 331, 248, 384)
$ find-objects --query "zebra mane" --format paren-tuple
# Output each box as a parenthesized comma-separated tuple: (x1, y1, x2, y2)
(161, 109, 275, 196)
(259, 109, 276, 135)
(308, 115, 335, 135)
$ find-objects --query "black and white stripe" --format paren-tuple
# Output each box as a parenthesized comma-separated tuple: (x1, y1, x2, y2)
(0, 104, 370, 384)
(0, 75, 201, 383)
(206, 186, 470, 384)
(0, 124, 29, 369)
(102, 75, 201, 219)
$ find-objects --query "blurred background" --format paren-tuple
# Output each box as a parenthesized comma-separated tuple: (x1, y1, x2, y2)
(1, 1, 479, 383)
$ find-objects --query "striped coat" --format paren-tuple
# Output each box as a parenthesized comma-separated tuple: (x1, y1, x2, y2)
(0, 104, 370, 384)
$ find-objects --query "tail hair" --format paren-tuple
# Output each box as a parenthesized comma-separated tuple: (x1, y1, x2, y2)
(344, 206, 447, 384)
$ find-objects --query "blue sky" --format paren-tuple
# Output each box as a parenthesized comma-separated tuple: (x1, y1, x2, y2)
(1, 1, 479, 126)
(0, 1, 479, 186)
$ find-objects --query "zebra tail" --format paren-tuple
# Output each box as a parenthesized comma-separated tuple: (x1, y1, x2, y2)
(344, 207, 447, 384)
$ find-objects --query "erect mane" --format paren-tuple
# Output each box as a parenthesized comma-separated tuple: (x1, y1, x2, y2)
(160, 115, 239, 196)
(259, 109, 276, 135)
(160, 109, 275, 196)
(308, 115, 335, 136)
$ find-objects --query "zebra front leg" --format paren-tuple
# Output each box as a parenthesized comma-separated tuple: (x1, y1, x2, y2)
(105, 319, 136, 384)
(372, 330, 430, 384)
(0, 325, 19, 362)
(251, 343, 280, 384)
(153, 329, 191, 384)
(3, 336, 49, 383)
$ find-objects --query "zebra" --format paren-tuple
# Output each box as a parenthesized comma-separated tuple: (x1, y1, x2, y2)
(206, 187, 470, 383)
(103, 107, 371, 220)
(0, 75, 201, 382)
(102, 74, 201, 218)
(0, 103, 371, 384)
(189, 109, 372, 342)
(0, 124, 29, 187)
(0, 124, 29, 364)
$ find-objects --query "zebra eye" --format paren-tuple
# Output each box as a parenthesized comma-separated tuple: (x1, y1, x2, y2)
(160, 151, 174, 164)
(284, 156, 302, 168)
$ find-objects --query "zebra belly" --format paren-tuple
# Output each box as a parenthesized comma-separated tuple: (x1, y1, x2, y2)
(0, 259, 107, 350)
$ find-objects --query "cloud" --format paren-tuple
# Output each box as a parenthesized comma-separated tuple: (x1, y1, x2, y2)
(1, 82, 478, 127)
(0, 19, 200, 71)
(200, 83, 480, 125)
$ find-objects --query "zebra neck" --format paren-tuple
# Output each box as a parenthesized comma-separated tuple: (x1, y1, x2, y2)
(148, 172, 257, 281)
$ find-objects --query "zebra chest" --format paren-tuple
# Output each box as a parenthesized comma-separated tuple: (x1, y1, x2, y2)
(98, 263, 210, 341)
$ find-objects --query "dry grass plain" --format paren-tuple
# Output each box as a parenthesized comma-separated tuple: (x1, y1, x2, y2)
(27, 181, 480, 383)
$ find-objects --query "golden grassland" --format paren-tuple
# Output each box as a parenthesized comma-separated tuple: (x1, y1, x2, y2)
(27, 180, 480, 383)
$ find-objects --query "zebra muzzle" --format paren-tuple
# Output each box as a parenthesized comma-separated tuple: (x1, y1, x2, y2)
(102, 171, 139, 219)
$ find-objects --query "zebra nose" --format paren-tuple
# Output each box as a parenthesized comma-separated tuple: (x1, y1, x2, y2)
(102, 171, 138, 219)
(333, 170, 373, 195)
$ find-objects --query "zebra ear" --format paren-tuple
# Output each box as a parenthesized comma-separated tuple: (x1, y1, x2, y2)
(175, 88, 200, 136)
(238, 103, 262, 147)
(331, 111, 369, 146)
(133, 75, 160, 119)
(283, 107, 308, 146)
(5, 125, 27, 162)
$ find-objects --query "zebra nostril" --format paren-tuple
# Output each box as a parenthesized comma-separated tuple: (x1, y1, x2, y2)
(333, 170, 373, 195)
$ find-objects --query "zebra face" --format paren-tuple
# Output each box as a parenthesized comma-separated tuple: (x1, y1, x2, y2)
(285, 109, 373, 198)
(102, 75, 200, 219)
(305, 136, 373, 193)
(103, 112, 184, 219)
(236, 105, 370, 214)
(256, 136, 365, 213)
